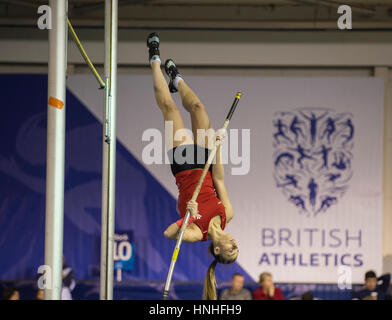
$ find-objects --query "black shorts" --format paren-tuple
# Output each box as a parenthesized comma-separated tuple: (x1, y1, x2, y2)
(167, 144, 213, 176)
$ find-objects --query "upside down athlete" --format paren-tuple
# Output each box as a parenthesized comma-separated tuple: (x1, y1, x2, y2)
(147, 32, 239, 300)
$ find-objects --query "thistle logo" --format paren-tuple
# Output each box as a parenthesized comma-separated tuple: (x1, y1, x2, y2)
(273, 108, 354, 216)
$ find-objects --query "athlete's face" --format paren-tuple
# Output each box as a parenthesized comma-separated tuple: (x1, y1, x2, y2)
(217, 234, 239, 261)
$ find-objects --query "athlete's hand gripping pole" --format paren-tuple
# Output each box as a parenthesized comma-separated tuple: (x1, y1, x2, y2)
(162, 92, 242, 300)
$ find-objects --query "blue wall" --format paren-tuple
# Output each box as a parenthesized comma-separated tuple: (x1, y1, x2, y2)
(0, 74, 250, 282)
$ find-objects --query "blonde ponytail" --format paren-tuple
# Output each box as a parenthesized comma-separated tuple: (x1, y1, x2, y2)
(203, 241, 238, 300)
(203, 259, 218, 300)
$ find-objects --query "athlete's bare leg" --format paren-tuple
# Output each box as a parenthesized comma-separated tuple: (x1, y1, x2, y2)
(177, 80, 214, 149)
(151, 62, 193, 149)
(164, 59, 214, 149)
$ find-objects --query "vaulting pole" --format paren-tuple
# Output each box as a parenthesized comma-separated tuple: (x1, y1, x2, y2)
(44, 0, 68, 300)
(162, 92, 242, 300)
(100, 0, 118, 300)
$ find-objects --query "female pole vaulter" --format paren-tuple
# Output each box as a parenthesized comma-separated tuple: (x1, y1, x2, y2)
(147, 33, 239, 300)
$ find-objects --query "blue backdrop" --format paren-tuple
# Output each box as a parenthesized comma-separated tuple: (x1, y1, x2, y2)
(0, 74, 250, 283)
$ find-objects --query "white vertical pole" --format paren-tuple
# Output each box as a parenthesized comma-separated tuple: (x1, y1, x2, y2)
(375, 67, 392, 274)
(100, 0, 118, 300)
(45, 0, 68, 300)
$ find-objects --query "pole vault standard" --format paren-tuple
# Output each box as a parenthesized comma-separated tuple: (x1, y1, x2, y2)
(45, 0, 117, 300)
(68, 1, 118, 299)
(45, 0, 68, 300)
(100, 0, 118, 300)
(162, 92, 242, 300)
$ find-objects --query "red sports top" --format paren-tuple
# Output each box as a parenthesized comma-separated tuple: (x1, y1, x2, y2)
(175, 169, 226, 241)
(252, 287, 284, 300)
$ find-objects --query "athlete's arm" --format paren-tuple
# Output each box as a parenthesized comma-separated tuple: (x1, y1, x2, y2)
(211, 130, 225, 181)
(213, 180, 234, 223)
(212, 140, 234, 223)
(163, 223, 202, 243)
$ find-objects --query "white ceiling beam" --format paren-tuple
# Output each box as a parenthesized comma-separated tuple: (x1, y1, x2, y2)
(1, 37, 392, 67)
(291, 0, 376, 15)
(2, 17, 392, 29)
(1, 0, 37, 8)
(72, 0, 153, 16)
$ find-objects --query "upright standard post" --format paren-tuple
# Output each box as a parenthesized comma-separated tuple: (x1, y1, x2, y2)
(44, 0, 68, 300)
(100, 0, 118, 300)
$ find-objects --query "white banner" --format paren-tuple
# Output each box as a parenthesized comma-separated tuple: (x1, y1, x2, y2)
(68, 75, 384, 284)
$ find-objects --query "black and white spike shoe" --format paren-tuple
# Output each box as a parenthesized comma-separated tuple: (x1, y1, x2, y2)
(146, 32, 160, 63)
(164, 59, 181, 93)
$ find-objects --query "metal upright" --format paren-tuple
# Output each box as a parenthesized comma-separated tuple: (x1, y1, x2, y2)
(100, 0, 118, 300)
(45, 0, 68, 300)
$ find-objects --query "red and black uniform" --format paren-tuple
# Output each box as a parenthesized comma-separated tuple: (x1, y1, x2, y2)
(168, 144, 227, 241)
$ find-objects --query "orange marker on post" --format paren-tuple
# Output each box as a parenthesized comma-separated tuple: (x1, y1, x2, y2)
(48, 96, 64, 110)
